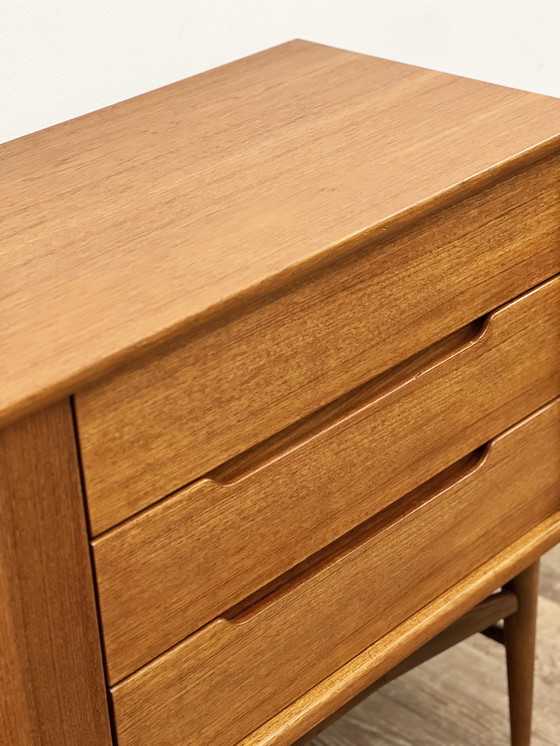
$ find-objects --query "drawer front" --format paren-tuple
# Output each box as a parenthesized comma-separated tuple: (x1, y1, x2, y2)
(95, 277, 559, 683)
(75, 157, 560, 534)
(111, 400, 560, 746)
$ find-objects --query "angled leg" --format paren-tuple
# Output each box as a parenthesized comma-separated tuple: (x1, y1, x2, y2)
(504, 560, 540, 746)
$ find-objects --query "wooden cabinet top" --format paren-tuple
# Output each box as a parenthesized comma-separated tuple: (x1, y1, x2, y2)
(2, 39, 559, 425)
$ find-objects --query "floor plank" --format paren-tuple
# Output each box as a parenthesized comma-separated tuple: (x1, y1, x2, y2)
(310, 546, 560, 745)
(540, 544, 560, 604)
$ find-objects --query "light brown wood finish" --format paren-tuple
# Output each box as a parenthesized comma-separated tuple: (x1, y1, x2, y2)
(0, 401, 112, 745)
(3, 42, 560, 431)
(377, 593, 517, 688)
(308, 553, 560, 746)
(505, 560, 541, 746)
(77, 155, 560, 533)
(299, 591, 519, 744)
(110, 400, 560, 746)
(94, 276, 560, 682)
(244, 529, 560, 746)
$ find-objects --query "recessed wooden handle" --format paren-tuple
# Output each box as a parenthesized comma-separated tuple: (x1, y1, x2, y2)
(226, 443, 491, 624)
(210, 277, 557, 486)
(221, 399, 557, 628)
(210, 316, 487, 485)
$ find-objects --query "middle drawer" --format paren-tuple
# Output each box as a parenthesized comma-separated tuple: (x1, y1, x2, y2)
(94, 275, 559, 683)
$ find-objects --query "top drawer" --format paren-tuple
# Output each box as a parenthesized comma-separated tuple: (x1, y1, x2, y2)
(75, 159, 560, 534)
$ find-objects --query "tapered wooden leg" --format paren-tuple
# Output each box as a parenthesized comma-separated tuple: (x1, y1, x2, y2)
(504, 560, 540, 746)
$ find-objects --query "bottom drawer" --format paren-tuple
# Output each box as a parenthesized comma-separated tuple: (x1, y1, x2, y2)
(111, 399, 560, 746)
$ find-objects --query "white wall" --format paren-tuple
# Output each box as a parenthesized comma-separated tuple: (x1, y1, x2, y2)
(2, 0, 559, 144)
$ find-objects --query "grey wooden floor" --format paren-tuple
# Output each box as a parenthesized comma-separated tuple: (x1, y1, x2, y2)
(310, 545, 560, 746)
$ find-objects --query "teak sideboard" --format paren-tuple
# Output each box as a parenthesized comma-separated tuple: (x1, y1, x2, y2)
(1, 40, 559, 746)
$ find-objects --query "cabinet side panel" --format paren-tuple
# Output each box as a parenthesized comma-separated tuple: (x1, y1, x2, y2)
(0, 400, 112, 744)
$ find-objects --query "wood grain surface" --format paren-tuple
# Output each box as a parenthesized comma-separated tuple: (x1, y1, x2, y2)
(94, 276, 560, 682)
(0, 401, 111, 745)
(2, 40, 560, 428)
(78, 153, 560, 533)
(293, 591, 519, 744)
(308, 547, 560, 746)
(504, 561, 540, 746)
(109, 400, 560, 746)
(244, 535, 560, 746)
